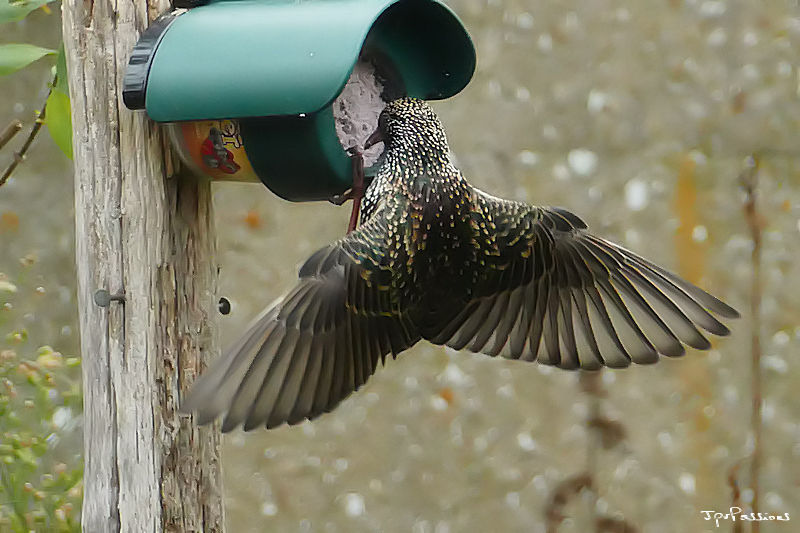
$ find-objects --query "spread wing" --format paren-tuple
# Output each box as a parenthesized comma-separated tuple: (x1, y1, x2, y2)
(182, 210, 420, 431)
(429, 190, 739, 369)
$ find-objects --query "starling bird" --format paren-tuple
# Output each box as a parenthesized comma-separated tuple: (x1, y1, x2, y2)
(183, 97, 739, 431)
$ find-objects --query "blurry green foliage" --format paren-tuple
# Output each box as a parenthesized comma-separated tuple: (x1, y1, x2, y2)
(0, 273, 82, 532)
(0, 0, 72, 160)
(0, 0, 50, 24)
(1, 3, 82, 527)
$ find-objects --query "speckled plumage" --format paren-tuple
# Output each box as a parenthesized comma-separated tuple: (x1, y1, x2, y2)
(183, 98, 739, 431)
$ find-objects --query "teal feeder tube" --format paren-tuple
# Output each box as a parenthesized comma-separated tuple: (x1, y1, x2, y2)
(163, 57, 397, 195)
(123, 0, 476, 202)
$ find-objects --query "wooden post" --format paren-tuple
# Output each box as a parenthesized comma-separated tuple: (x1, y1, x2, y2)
(61, 0, 225, 531)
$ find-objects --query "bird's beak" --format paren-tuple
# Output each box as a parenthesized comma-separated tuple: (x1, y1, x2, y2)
(363, 128, 385, 150)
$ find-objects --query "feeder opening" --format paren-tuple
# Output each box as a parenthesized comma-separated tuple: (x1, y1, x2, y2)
(332, 58, 403, 169)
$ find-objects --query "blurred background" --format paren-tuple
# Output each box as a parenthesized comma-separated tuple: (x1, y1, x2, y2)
(1, 1, 799, 532)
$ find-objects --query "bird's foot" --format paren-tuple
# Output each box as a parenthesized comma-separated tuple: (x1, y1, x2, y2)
(328, 190, 353, 206)
(327, 148, 369, 233)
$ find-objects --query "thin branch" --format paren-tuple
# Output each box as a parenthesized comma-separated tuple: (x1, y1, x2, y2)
(739, 154, 762, 532)
(581, 372, 602, 533)
(577, 373, 633, 533)
(727, 462, 744, 533)
(545, 473, 593, 533)
(0, 120, 23, 151)
(0, 74, 57, 189)
(595, 516, 638, 533)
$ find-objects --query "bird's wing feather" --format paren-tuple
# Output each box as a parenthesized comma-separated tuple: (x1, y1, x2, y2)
(431, 189, 738, 369)
(181, 211, 420, 431)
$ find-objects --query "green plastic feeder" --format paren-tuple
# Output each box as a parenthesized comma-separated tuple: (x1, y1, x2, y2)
(123, 0, 476, 201)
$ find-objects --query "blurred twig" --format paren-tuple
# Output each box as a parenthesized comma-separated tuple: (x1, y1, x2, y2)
(739, 155, 762, 532)
(546, 375, 636, 533)
(587, 416, 627, 450)
(727, 462, 744, 533)
(545, 473, 593, 533)
(0, 120, 23, 151)
(581, 372, 602, 533)
(581, 372, 630, 529)
(544, 470, 639, 533)
(582, 372, 627, 451)
(0, 74, 57, 189)
(596, 516, 638, 533)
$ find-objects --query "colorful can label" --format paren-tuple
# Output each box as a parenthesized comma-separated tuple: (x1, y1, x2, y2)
(170, 120, 260, 182)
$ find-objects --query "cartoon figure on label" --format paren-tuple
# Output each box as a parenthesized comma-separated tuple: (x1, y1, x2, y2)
(201, 127, 241, 174)
(218, 120, 243, 149)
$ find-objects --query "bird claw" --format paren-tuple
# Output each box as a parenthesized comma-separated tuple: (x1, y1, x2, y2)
(328, 190, 353, 206)
(328, 149, 369, 233)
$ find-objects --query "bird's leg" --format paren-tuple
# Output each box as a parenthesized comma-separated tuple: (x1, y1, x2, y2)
(327, 149, 372, 232)
(347, 148, 365, 233)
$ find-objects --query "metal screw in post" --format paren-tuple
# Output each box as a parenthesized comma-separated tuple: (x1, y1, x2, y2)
(94, 289, 126, 307)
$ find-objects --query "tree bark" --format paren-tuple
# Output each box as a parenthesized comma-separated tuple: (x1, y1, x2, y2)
(61, 0, 225, 531)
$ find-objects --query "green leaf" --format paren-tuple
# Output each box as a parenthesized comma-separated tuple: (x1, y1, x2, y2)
(0, 0, 49, 24)
(45, 45, 73, 159)
(0, 43, 55, 76)
(44, 43, 72, 159)
(54, 43, 68, 94)
(45, 90, 72, 159)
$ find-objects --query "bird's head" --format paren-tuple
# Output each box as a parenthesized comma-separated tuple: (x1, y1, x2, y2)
(364, 97, 451, 164)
